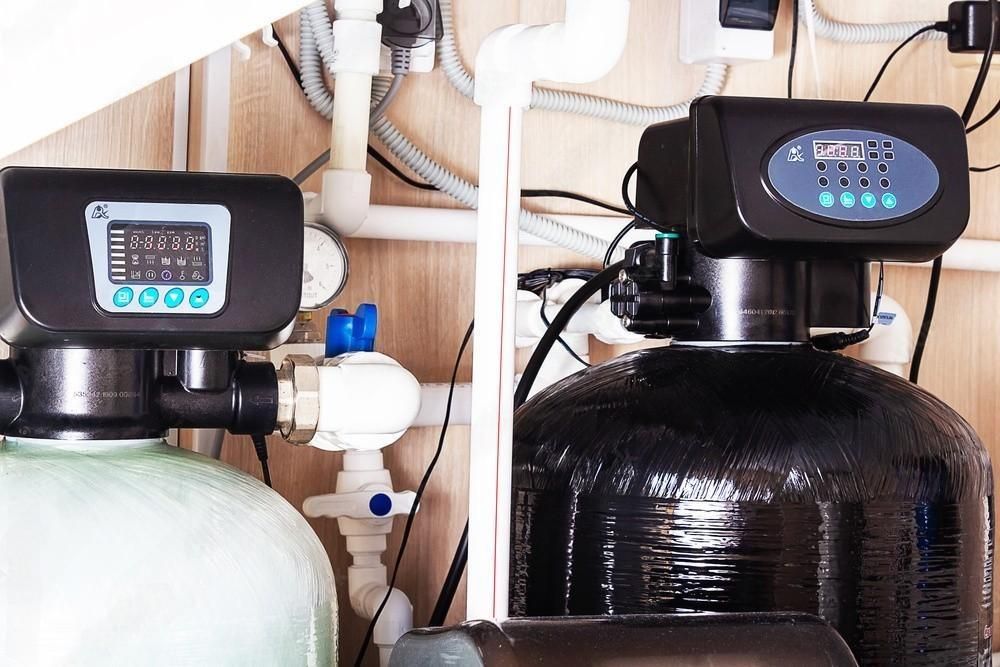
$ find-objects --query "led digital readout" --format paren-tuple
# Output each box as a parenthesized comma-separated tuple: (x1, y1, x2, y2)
(813, 140, 865, 160)
(109, 222, 211, 284)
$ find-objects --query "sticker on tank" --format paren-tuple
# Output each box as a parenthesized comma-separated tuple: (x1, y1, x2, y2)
(765, 129, 940, 224)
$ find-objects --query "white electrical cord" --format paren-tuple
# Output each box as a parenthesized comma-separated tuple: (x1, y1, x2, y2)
(299, 1, 620, 259)
(799, 0, 946, 43)
(438, 0, 728, 125)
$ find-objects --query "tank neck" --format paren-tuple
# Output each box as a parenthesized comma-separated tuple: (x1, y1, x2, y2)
(3, 436, 165, 452)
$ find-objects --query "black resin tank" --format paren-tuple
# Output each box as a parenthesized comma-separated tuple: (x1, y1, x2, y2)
(511, 346, 994, 666)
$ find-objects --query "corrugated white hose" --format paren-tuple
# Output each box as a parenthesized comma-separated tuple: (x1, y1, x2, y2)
(800, 0, 946, 43)
(437, 0, 728, 125)
(300, 3, 618, 259)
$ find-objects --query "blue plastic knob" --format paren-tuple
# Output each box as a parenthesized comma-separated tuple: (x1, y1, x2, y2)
(369, 493, 392, 517)
(325, 303, 378, 358)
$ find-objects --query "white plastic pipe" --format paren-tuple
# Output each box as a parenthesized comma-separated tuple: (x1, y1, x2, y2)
(320, 0, 383, 236)
(467, 0, 631, 623)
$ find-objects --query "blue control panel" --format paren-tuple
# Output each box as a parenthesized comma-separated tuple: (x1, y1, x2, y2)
(85, 201, 230, 315)
(765, 129, 939, 224)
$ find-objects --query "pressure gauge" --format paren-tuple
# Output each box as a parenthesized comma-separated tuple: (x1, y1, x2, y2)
(300, 223, 349, 311)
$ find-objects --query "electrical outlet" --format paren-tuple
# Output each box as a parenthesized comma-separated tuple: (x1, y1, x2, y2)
(680, 0, 776, 64)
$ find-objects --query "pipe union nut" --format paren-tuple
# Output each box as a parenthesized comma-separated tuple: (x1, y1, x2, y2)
(277, 354, 321, 444)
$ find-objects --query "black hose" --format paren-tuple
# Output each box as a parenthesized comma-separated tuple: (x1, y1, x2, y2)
(429, 521, 468, 626)
(514, 261, 625, 408)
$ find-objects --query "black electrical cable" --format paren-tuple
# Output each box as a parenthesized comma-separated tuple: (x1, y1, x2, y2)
(788, 0, 799, 98)
(521, 190, 630, 216)
(429, 521, 468, 626)
(863, 24, 941, 102)
(514, 262, 625, 408)
(967, 97, 1000, 133)
(354, 321, 473, 667)
(540, 286, 591, 368)
(271, 24, 303, 86)
(910, 0, 998, 385)
(604, 219, 636, 267)
(971, 162, 1000, 172)
(621, 162, 657, 227)
(250, 434, 272, 488)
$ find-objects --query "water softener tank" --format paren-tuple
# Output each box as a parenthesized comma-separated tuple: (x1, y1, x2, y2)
(0, 438, 337, 664)
(511, 346, 994, 665)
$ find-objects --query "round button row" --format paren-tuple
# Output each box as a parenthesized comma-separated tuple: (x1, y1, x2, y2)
(819, 191, 897, 210)
(816, 161, 888, 174)
(112, 287, 210, 309)
(817, 176, 890, 189)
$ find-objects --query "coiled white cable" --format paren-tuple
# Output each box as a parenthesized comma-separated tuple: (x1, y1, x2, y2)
(299, 3, 617, 259)
(800, 0, 945, 43)
(437, 0, 728, 125)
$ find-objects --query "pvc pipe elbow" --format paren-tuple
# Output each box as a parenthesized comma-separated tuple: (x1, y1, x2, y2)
(308, 352, 422, 452)
(321, 170, 372, 236)
(361, 585, 413, 648)
(473, 0, 631, 107)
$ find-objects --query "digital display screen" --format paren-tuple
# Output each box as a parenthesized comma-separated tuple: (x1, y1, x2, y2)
(813, 140, 865, 160)
(109, 222, 211, 284)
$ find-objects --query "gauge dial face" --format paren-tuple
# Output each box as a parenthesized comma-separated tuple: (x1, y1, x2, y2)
(300, 224, 348, 310)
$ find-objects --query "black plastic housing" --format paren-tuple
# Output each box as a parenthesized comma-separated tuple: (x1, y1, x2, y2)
(720, 0, 780, 30)
(392, 613, 858, 667)
(0, 167, 303, 350)
(948, 1, 1000, 52)
(638, 96, 969, 261)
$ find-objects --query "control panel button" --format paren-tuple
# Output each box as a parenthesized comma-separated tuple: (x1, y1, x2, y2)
(867, 139, 878, 148)
(880, 177, 891, 189)
(868, 151, 879, 160)
(818, 176, 829, 187)
(189, 288, 210, 309)
(860, 192, 877, 209)
(816, 161, 827, 172)
(882, 140, 893, 149)
(881, 192, 897, 209)
(878, 162, 889, 173)
(164, 288, 184, 309)
(883, 151, 894, 161)
(857, 162, 868, 173)
(819, 191, 835, 208)
(837, 161, 848, 172)
(138, 288, 159, 308)
(859, 177, 870, 188)
(112, 287, 134, 307)
(839, 176, 850, 188)
(840, 192, 856, 208)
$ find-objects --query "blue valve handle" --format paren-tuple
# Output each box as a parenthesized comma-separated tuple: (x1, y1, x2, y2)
(325, 303, 378, 358)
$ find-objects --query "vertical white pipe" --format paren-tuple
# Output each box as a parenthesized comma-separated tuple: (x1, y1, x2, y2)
(330, 72, 373, 171)
(468, 103, 524, 621)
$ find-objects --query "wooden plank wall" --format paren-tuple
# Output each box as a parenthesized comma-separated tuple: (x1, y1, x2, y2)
(5, 1, 1000, 662)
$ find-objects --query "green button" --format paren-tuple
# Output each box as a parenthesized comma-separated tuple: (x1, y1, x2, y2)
(138, 288, 159, 308)
(112, 287, 134, 307)
(840, 192, 856, 208)
(882, 192, 897, 209)
(164, 288, 184, 308)
(860, 192, 877, 209)
(189, 288, 210, 309)
(818, 191, 835, 208)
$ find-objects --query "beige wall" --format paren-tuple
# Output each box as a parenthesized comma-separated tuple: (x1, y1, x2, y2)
(6, 1, 1000, 662)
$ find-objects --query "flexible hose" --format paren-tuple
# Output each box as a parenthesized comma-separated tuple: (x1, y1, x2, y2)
(438, 0, 728, 126)
(799, 0, 946, 43)
(299, 2, 619, 259)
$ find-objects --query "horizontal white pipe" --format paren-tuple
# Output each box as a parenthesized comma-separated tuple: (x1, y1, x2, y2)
(348, 204, 651, 247)
(890, 239, 1000, 274)
(351, 206, 1000, 274)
